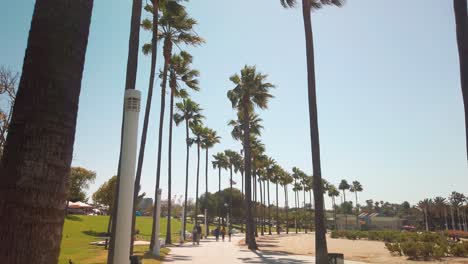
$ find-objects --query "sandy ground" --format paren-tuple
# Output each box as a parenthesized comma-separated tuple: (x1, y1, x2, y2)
(254, 233, 468, 264)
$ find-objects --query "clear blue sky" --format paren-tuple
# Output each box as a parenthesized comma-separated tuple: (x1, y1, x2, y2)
(1, 0, 466, 208)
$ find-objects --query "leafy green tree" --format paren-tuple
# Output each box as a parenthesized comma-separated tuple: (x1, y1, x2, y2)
(68, 167, 96, 203)
(279, 0, 344, 262)
(0, 1, 93, 262)
(227, 65, 274, 249)
(174, 98, 204, 239)
(166, 51, 200, 244)
(350, 180, 363, 229)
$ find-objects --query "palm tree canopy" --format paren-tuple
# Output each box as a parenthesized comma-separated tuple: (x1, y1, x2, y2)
(338, 179, 350, 191)
(212, 152, 229, 170)
(228, 112, 264, 141)
(280, 0, 344, 10)
(231, 152, 244, 174)
(169, 51, 200, 95)
(349, 180, 363, 193)
(201, 128, 220, 149)
(327, 184, 340, 197)
(227, 65, 274, 114)
(174, 98, 204, 126)
(190, 123, 208, 145)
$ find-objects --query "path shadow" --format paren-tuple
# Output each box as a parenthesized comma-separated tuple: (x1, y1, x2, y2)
(238, 250, 311, 264)
(65, 215, 83, 221)
(164, 255, 193, 262)
(82, 230, 108, 237)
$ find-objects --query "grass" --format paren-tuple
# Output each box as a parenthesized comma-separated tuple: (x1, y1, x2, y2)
(60, 215, 193, 264)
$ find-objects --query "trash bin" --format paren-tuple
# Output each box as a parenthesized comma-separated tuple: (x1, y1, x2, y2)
(130, 255, 141, 264)
(328, 253, 344, 264)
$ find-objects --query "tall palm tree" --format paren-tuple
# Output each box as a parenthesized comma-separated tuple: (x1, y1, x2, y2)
(281, 171, 294, 234)
(191, 123, 208, 228)
(201, 128, 220, 237)
(251, 137, 265, 238)
(165, 51, 199, 244)
(338, 179, 350, 229)
(349, 181, 363, 230)
(300, 173, 310, 233)
(433, 197, 448, 230)
(327, 184, 340, 230)
(418, 199, 433, 231)
(227, 65, 274, 249)
(292, 167, 304, 233)
(174, 98, 204, 240)
(265, 157, 276, 235)
(280, 1, 344, 262)
(145, 2, 204, 249)
(0, 1, 92, 262)
(231, 152, 244, 231)
(224, 149, 238, 230)
(212, 152, 228, 227)
(454, 0, 468, 164)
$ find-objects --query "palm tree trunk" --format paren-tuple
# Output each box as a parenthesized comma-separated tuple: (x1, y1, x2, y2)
(444, 206, 448, 231)
(276, 182, 280, 234)
(131, 0, 158, 253)
(218, 167, 221, 228)
(229, 166, 233, 230)
(303, 189, 307, 233)
(253, 172, 258, 237)
(458, 207, 463, 230)
(259, 178, 264, 236)
(294, 186, 298, 233)
(343, 190, 347, 230)
(241, 170, 244, 233)
(355, 191, 359, 230)
(268, 180, 272, 235)
(332, 197, 337, 230)
(205, 148, 209, 238)
(0, 1, 93, 262)
(182, 119, 190, 241)
(242, 95, 257, 249)
(284, 185, 289, 234)
(149, 37, 171, 250)
(309, 191, 313, 230)
(194, 142, 201, 229)
(165, 85, 174, 244)
(451, 205, 456, 230)
(302, 0, 328, 261)
(454, 0, 468, 164)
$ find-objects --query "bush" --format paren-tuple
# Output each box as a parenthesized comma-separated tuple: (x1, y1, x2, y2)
(385, 242, 401, 256)
(450, 241, 468, 257)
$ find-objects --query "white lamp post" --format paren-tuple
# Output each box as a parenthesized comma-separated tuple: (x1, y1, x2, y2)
(113, 89, 141, 264)
(152, 189, 162, 256)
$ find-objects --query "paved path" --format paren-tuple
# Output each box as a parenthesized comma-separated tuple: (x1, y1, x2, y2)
(163, 234, 367, 264)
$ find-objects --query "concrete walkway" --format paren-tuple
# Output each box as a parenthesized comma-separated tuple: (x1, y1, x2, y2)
(163, 234, 367, 264)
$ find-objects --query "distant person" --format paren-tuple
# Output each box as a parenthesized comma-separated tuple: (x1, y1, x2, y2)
(214, 227, 220, 241)
(228, 227, 233, 242)
(221, 226, 226, 242)
(192, 226, 198, 245)
(196, 225, 202, 245)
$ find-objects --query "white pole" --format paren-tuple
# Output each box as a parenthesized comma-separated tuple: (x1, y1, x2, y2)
(113, 89, 141, 264)
(152, 189, 162, 256)
(180, 205, 185, 244)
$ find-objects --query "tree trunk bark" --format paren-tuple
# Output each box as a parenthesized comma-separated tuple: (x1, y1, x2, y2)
(195, 142, 201, 227)
(205, 148, 209, 238)
(294, 187, 298, 234)
(241, 171, 244, 233)
(150, 36, 171, 250)
(259, 178, 264, 236)
(268, 180, 272, 235)
(276, 182, 280, 234)
(229, 166, 233, 230)
(451, 205, 456, 230)
(284, 185, 289, 234)
(454, 0, 468, 165)
(242, 94, 256, 249)
(131, 0, 158, 254)
(302, 0, 328, 261)
(355, 192, 359, 230)
(165, 84, 174, 244)
(218, 167, 221, 228)
(0, 0, 93, 263)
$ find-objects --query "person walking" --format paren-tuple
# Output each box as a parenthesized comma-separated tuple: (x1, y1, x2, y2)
(221, 226, 226, 242)
(196, 225, 202, 245)
(214, 227, 220, 241)
(228, 227, 233, 242)
(192, 226, 198, 245)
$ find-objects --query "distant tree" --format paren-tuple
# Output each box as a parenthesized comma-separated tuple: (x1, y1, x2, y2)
(93, 176, 117, 210)
(68, 167, 96, 203)
(0, 66, 18, 158)
(338, 180, 350, 229)
(349, 181, 363, 229)
(327, 184, 340, 229)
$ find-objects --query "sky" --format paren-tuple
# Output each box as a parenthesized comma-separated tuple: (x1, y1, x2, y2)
(1, 0, 467, 209)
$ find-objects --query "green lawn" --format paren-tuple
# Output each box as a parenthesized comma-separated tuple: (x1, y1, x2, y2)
(60, 215, 192, 264)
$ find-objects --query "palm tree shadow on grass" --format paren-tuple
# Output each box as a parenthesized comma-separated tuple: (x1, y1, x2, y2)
(238, 250, 310, 264)
(65, 215, 83, 221)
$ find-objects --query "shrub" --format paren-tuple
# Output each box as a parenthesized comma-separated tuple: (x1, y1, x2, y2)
(400, 241, 419, 260)
(385, 242, 401, 256)
(450, 241, 468, 257)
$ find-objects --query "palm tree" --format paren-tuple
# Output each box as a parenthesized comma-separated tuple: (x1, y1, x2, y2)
(251, 137, 265, 237)
(292, 167, 304, 233)
(212, 152, 228, 227)
(280, 0, 344, 262)
(201, 128, 220, 237)
(191, 123, 208, 228)
(281, 171, 294, 234)
(418, 199, 433, 231)
(0, 1, 92, 262)
(174, 98, 204, 240)
(327, 184, 340, 230)
(144, 2, 204, 249)
(433, 196, 448, 230)
(224, 149, 238, 230)
(265, 157, 276, 235)
(227, 65, 274, 249)
(231, 152, 244, 231)
(300, 173, 311, 233)
(450, 191, 466, 230)
(454, 0, 468, 164)
(165, 51, 199, 244)
(338, 179, 350, 229)
(349, 181, 363, 230)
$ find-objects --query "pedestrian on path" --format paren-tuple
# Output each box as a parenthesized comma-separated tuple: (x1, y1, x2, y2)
(221, 226, 226, 242)
(192, 226, 198, 245)
(228, 227, 232, 242)
(214, 227, 220, 241)
(196, 225, 202, 245)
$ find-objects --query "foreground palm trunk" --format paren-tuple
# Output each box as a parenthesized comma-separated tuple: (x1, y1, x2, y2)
(194, 142, 201, 226)
(302, 0, 328, 262)
(0, 0, 93, 262)
(166, 80, 175, 244)
(131, 0, 158, 253)
(454, 0, 468, 165)
(182, 119, 190, 240)
(268, 181, 272, 235)
(242, 96, 257, 249)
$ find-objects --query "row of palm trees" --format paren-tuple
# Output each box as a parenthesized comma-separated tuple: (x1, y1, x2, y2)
(418, 191, 468, 232)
